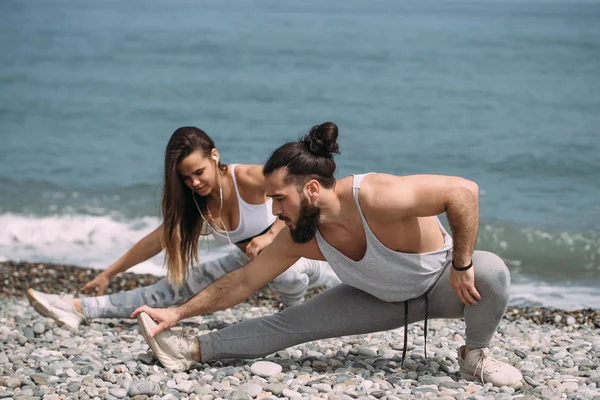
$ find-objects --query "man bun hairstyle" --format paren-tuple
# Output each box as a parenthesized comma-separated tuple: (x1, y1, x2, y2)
(264, 122, 340, 189)
(301, 122, 340, 159)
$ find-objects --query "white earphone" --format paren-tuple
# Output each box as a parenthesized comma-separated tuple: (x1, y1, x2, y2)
(191, 154, 233, 247)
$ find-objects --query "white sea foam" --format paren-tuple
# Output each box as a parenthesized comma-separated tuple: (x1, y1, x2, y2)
(0, 213, 231, 277)
(510, 280, 600, 310)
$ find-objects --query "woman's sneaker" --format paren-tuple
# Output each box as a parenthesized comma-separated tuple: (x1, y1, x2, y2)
(137, 312, 197, 371)
(27, 289, 86, 329)
(458, 346, 523, 389)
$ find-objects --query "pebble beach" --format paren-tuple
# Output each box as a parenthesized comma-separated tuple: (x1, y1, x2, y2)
(1, 261, 599, 400)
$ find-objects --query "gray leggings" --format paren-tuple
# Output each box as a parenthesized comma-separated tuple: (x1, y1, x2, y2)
(80, 248, 340, 319)
(198, 250, 510, 361)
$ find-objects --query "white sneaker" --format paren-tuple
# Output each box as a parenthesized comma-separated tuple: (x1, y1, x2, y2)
(458, 346, 523, 389)
(27, 288, 86, 330)
(137, 312, 197, 371)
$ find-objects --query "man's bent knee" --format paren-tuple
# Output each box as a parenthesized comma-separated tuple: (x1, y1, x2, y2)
(473, 251, 510, 295)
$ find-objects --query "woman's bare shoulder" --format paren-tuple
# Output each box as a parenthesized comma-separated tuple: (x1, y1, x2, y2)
(232, 164, 265, 192)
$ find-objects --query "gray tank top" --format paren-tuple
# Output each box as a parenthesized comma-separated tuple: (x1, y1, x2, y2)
(315, 173, 453, 302)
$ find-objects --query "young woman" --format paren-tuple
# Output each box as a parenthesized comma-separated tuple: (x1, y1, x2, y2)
(27, 126, 339, 329)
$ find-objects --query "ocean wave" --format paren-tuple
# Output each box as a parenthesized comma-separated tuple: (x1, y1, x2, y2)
(0, 213, 163, 274)
(3, 212, 598, 278)
(1, 212, 598, 309)
(0, 213, 230, 277)
(477, 222, 600, 282)
(511, 280, 600, 310)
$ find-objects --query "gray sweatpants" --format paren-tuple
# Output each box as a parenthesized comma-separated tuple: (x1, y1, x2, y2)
(80, 248, 340, 319)
(198, 250, 510, 361)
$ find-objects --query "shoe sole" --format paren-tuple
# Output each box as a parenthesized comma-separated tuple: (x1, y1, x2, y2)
(137, 313, 162, 365)
(458, 370, 524, 390)
(137, 313, 193, 371)
(27, 288, 66, 328)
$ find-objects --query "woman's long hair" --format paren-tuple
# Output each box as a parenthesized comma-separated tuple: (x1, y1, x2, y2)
(162, 127, 227, 285)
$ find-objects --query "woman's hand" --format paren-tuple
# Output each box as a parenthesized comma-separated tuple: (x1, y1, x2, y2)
(449, 266, 481, 306)
(131, 306, 181, 337)
(81, 273, 111, 296)
(245, 233, 275, 260)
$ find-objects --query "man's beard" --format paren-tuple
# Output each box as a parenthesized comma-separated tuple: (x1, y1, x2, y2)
(289, 196, 321, 244)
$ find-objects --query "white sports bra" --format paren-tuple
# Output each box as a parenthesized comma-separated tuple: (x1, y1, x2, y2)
(210, 164, 277, 245)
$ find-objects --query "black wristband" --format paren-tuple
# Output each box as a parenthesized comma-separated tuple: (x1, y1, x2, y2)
(452, 260, 473, 271)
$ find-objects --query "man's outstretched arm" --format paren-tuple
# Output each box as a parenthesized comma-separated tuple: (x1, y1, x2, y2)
(131, 229, 301, 336)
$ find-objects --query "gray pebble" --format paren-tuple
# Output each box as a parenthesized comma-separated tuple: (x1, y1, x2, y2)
(118, 378, 133, 391)
(356, 347, 378, 357)
(412, 385, 438, 395)
(108, 388, 128, 399)
(137, 352, 155, 365)
(514, 349, 527, 359)
(4, 376, 21, 389)
(177, 380, 194, 393)
(557, 381, 579, 392)
(524, 376, 541, 387)
(282, 389, 302, 399)
(298, 386, 318, 394)
(128, 380, 161, 396)
(312, 383, 332, 392)
(521, 361, 537, 372)
(250, 361, 282, 377)
(306, 350, 324, 357)
(172, 372, 189, 383)
(220, 366, 238, 377)
(68, 383, 82, 392)
(192, 385, 213, 395)
(312, 360, 328, 371)
(148, 373, 167, 383)
(553, 351, 569, 360)
(16, 334, 28, 345)
(22, 327, 35, 339)
(231, 391, 251, 400)
(33, 323, 46, 335)
(167, 379, 178, 389)
(264, 383, 287, 395)
(64, 347, 83, 356)
(240, 383, 262, 397)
